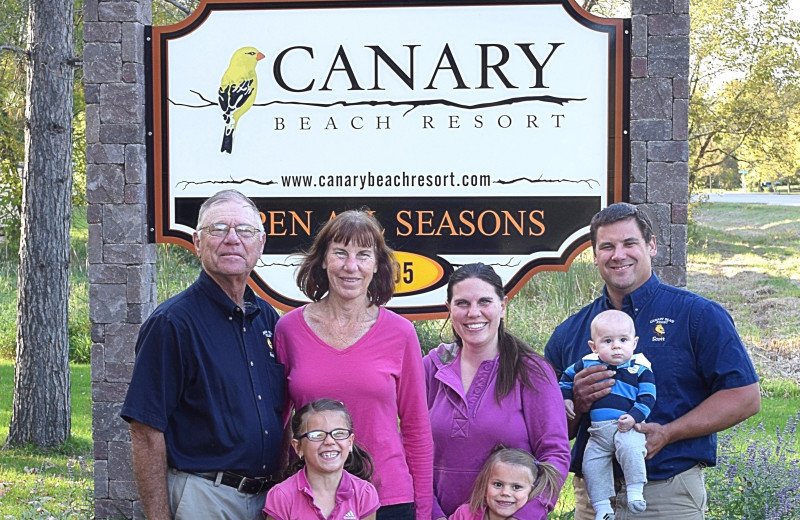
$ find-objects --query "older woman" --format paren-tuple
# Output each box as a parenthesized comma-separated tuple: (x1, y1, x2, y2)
(424, 263, 571, 520)
(274, 210, 433, 520)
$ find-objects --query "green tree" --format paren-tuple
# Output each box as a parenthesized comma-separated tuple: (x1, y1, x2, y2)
(154, 0, 199, 24)
(0, 0, 26, 255)
(690, 0, 800, 192)
(0, 0, 85, 255)
(579, 0, 630, 17)
(0, 59, 24, 254)
(786, 112, 800, 189)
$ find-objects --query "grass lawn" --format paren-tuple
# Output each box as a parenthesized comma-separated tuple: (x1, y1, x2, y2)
(0, 363, 93, 518)
(688, 203, 800, 347)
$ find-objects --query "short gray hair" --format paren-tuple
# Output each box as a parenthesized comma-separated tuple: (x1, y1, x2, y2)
(197, 189, 264, 232)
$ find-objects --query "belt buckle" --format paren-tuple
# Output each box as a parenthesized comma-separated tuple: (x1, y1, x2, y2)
(237, 476, 250, 493)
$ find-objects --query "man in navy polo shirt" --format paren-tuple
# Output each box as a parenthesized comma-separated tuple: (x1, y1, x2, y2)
(121, 190, 283, 520)
(544, 203, 760, 520)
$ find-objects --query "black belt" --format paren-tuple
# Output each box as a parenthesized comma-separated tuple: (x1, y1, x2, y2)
(193, 471, 276, 494)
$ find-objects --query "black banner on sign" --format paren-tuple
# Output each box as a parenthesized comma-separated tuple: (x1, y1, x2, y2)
(175, 196, 601, 256)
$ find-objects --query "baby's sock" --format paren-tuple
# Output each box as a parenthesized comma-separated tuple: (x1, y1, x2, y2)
(593, 499, 615, 520)
(626, 482, 646, 513)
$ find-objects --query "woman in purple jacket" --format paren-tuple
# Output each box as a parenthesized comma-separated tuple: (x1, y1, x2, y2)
(423, 263, 571, 520)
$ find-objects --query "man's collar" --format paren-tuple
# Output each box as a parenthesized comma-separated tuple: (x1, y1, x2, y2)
(601, 272, 660, 315)
(197, 270, 260, 316)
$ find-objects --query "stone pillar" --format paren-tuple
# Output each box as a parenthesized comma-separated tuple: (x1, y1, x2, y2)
(630, 0, 690, 286)
(84, 0, 154, 518)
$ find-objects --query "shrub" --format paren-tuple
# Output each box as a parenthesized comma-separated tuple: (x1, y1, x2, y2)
(69, 274, 91, 364)
(156, 243, 201, 301)
(0, 261, 16, 359)
(705, 412, 800, 519)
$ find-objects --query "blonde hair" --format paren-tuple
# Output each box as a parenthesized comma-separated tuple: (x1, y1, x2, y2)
(468, 445, 562, 513)
(590, 309, 636, 341)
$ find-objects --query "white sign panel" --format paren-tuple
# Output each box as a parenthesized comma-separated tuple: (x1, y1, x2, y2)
(147, 0, 629, 318)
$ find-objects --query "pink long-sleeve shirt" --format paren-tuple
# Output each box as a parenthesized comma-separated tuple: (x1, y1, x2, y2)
(275, 306, 433, 519)
(447, 504, 485, 520)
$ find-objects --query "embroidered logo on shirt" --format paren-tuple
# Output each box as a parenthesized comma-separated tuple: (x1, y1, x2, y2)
(343, 511, 357, 520)
(649, 317, 674, 342)
(262, 330, 275, 357)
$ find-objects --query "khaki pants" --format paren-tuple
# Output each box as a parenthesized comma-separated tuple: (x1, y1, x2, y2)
(573, 464, 707, 520)
(167, 469, 268, 520)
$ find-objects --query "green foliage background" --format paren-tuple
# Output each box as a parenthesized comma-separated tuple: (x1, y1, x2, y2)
(690, 0, 800, 191)
(0, 0, 86, 255)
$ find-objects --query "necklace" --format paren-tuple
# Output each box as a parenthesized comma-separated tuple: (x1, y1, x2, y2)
(333, 306, 378, 347)
(330, 317, 369, 348)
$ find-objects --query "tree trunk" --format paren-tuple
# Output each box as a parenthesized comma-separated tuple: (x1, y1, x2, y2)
(5, 0, 74, 448)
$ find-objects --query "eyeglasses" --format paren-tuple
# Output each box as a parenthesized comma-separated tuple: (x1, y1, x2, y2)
(294, 428, 352, 442)
(199, 223, 261, 239)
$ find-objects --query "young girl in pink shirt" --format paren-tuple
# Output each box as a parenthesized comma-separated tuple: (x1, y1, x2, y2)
(264, 399, 380, 520)
(449, 446, 561, 520)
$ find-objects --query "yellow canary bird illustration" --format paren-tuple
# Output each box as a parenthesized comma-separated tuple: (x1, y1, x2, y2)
(219, 47, 265, 153)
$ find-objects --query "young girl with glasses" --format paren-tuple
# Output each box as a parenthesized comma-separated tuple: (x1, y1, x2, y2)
(264, 399, 379, 520)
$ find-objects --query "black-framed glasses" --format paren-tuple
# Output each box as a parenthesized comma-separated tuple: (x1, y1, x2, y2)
(294, 428, 352, 442)
(199, 223, 261, 239)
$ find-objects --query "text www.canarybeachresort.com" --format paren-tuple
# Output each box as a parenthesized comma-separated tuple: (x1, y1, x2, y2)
(280, 171, 492, 190)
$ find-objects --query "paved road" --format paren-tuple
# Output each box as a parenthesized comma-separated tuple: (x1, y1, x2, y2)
(696, 192, 800, 206)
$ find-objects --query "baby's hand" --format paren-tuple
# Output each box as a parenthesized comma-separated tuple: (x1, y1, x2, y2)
(618, 414, 635, 432)
(564, 399, 575, 420)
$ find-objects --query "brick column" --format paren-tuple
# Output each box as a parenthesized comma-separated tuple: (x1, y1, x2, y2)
(84, 0, 154, 518)
(630, 0, 690, 286)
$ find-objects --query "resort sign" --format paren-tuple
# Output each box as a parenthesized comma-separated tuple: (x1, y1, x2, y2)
(146, 0, 630, 318)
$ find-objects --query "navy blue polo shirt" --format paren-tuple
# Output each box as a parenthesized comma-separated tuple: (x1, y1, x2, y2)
(121, 270, 283, 477)
(544, 274, 758, 481)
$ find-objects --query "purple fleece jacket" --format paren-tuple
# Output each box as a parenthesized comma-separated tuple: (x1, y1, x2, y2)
(424, 344, 570, 520)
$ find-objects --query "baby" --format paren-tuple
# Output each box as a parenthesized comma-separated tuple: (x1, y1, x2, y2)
(560, 310, 656, 520)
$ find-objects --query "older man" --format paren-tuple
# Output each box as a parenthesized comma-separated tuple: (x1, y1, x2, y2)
(545, 203, 760, 520)
(121, 190, 283, 520)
